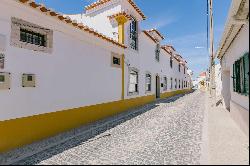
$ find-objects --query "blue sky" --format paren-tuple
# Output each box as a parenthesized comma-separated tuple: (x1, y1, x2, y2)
(35, 0, 232, 78)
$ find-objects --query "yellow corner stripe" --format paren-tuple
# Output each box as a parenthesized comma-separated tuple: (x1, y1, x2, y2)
(0, 89, 191, 153)
(122, 54, 125, 100)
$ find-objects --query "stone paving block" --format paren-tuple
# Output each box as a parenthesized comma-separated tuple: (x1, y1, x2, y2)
(0, 91, 209, 165)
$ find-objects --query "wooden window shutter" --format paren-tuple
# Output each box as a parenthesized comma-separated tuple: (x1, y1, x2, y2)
(233, 63, 236, 92)
(243, 53, 249, 95)
(235, 60, 241, 93)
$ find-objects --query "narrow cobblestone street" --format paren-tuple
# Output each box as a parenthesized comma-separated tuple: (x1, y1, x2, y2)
(9, 91, 205, 165)
(1, 91, 248, 165)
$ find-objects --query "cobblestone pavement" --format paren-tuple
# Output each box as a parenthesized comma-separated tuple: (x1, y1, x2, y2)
(10, 91, 205, 165)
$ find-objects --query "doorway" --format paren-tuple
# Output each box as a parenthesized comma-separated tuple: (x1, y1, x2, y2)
(156, 75, 160, 98)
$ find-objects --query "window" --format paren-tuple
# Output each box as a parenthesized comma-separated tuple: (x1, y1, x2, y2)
(145, 74, 151, 92)
(179, 64, 181, 72)
(0, 72, 10, 90)
(113, 57, 120, 65)
(175, 79, 177, 89)
(11, 17, 53, 53)
(20, 29, 46, 47)
(155, 44, 160, 62)
(233, 53, 249, 95)
(0, 53, 4, 69)
(130, 17, 138, 50)
(129, 69, 139, 94)
(111, 52, 121, 68)
(184, 67, 186, 74)
(170, 56, 173, 68)
(179, 80, 181, 89)
(163, 77, 168, 91)
(22, 74, 36, 87)
(171, 78, 173, 89)
(27, 75, 33, 81)
(0, 75, 4, 82)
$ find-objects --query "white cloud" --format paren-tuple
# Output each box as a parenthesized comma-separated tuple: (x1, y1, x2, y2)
(195, 46, 205, 49)
(142, 17, 176, 30)
(141, 10, 178, 31)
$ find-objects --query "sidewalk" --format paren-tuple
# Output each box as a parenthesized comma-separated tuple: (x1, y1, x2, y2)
(201, 93, 249, 165)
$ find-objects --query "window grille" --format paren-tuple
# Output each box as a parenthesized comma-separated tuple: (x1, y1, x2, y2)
(130, 17, 138, 50)
(20, 29, 46, 47)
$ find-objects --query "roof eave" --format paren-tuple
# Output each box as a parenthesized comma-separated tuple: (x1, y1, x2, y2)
(216, 0, 249, 59)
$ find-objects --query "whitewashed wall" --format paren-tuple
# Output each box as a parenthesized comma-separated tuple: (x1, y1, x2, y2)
(215, 63, 222, 97)
(223, 24, 249, 110)
(68, 4, 121, 40)
(221, 24, 249, 135)
(123, 31, 189, 100)
(0, 0, 124, 121)
(68, 0, 191, 99)
(0, 0, 191, 122)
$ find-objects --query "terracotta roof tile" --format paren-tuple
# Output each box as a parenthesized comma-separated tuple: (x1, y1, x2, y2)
(16, 0, 126, 49)
(108, 11, 132, 21)
(143, 30, 158, 43)
(148, 29, 165, 40)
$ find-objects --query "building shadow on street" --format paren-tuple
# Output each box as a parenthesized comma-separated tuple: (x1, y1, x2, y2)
(1, 90, 195, 165)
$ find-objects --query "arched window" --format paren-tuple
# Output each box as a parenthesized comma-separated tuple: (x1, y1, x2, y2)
(130, 16, 138, 50)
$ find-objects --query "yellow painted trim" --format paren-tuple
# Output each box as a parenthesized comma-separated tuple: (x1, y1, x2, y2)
(160, 89, 192, 99)
(0, 90, 191, 153)
(0, 95, 155, 153)
(115, 15, 127, 100)
(115, 15, 128, 25)
(115, 15, 127, 44)
(118, 23, 125, 44)
(122, 54, 125, 100)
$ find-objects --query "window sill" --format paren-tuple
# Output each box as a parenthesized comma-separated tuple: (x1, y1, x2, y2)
(128, 92, 139, 96)
(234, 91, 249, 97)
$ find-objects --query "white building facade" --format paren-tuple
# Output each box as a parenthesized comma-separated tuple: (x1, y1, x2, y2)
(217, 0, 249, 136)
(0, 0, 192, 153)
(215, 63, 222, 97)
